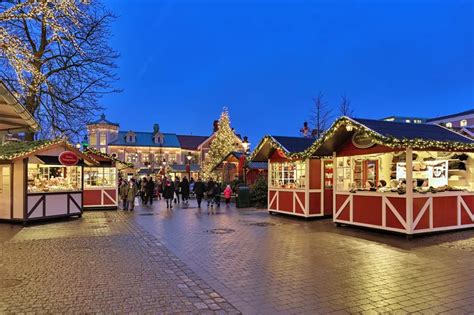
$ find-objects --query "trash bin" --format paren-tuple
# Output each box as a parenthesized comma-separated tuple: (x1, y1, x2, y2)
(236, 186, 251, 208)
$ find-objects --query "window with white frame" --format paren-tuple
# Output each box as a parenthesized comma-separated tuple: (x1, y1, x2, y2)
(168, 153, 177, 164)
(446, 122, 453, 128)
(460, 120, 467, 127)
(89, 133, 97, 146)
(270, 161, 306, 189)
(126, 153, 138, 163)
(99, 132, 107, 145)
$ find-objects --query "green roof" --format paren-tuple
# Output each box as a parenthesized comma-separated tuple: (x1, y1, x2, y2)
(0, 139, 63, 160)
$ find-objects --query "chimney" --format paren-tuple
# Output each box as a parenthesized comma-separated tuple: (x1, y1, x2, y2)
(213, 120, 219, 132)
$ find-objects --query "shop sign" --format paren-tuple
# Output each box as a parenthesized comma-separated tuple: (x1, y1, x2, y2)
(59, 151, 79, 166)
(352, 132, 375, 149)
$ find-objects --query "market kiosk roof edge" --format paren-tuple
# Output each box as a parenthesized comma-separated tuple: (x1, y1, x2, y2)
(0, 82, 39, 133)
(0, 138, 98, 164)
(250, 135, 316, 162)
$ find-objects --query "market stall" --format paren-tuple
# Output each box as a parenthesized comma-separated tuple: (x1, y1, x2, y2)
(0, 139, 97, 223)
(251, 135, 333, 218)
(312, 116, 474, 235)
(82, 148, 132, 210)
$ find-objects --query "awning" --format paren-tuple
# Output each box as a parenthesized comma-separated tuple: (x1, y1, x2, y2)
(0, 82, 39, 134)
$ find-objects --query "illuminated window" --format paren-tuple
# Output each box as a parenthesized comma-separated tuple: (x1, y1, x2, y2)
(89, 133, 97, 146)
(168, 154, 177, 163)
(460, 120, 467, 127)
(126, 153, 138, 163)
(414, 119, 422, 124)
(142, 154, 150, 163)
(99, 133, 107, 145)
(270, 161, 306, 188)
(405, 119, 411, 123)
(446, 122, 453, 128)
(384, 118, 395, 121)
(100, 147, 106, 153)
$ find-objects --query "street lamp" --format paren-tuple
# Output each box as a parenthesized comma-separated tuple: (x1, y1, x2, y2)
(186, 152, 192, 179)
(75, 143, 81, 150)
(242, 136, 250, 155)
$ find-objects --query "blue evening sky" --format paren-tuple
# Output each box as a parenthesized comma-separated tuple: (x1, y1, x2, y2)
(101, 0, 473, 147)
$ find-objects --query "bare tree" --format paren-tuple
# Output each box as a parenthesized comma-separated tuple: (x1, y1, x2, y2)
(0, 0, 119, 140)
(339, 94, 354, 117)
(311, 92, 332, 138)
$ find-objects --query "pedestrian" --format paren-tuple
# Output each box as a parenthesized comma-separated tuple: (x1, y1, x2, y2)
(140, 177, 148, 203)
(181, 176, 190, 205)
(156, 178, 162, 200)
(163, 177, 175, 209)
(224, 184, 232, 207)
(119, 179, 129, 210)
(189, 177, 195, 195)
(174, 176, 181, 204)
(127, 178, 138, 211)
(213, 182, 222, 207)
(206, 178, 216, 208)
(146, 176, 155, 205)
(193, 177, 206, 208)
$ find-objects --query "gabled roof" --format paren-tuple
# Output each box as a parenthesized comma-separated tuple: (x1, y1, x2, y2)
(0, 139, 98, 164)
(177, 135, 209, 150)
(169, 164, 201, 172)
(84, 147, 134, 168)
(248, 161, 267, 170)
(109, 131, 180, 148)
(0, 82, 39, 133)
(426, 109, 474, 122)
(352, 118, 472, 143)
(250, 135, 316, 162)
(87, 113, 119, 127)
(311, 116, 474, 156)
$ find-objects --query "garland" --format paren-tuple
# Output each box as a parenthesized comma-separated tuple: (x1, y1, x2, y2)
(0, 138, 64, 160)
(250, 116, 474, 161)
(85, 147, 134, 168)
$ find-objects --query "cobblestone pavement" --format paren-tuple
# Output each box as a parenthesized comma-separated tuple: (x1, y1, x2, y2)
(132, 200, 474, 314)
(0, 211, 238, 314)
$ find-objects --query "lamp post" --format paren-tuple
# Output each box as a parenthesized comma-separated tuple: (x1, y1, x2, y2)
(186, 151, 192, 180)
(242, 136, 251, 185)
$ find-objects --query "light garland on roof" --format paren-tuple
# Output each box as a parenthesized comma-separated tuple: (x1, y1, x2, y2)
(250, 117, 474, 161)
(85, 147, 134, 168)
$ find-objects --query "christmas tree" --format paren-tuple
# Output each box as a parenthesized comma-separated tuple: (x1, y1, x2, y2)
(202, 108, 238, 179)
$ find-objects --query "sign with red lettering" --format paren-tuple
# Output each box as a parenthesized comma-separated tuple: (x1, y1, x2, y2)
(59, 151, 79, 166)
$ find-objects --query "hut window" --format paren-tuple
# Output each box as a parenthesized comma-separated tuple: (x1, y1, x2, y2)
(270, 161, 306, 189)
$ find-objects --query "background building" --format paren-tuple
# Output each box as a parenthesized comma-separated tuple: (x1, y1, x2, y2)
(380, 116, 427, 124)
(86, 114, 246, 176)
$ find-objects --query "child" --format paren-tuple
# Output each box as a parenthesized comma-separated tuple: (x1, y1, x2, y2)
(224, 185, 232, 207)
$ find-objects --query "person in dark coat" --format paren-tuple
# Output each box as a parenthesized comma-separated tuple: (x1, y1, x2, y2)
(193, 177, 206, 208)
(206, 178, 216, 208)
(180, 176, 190, 205)
(213, 182, 222, 207)
(145, 177, 155, 205)
(174, 176, 181, 204)
(162, 177, 175, 209)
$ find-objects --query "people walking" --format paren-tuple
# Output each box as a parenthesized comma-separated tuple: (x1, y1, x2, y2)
(193, 177, 206, 208)
(206, 178, 216, 208)
(156, 178, 162, 200)
(140, 177, 148, 203)
(174, 176, 181, 204)
(181, 176, 190, 205)
(127, 178, 138, 211)
(145, 176, 155, 205)
(224, 184, 232, 207)
(213, 182, 222, 207)
(163, 177, 175, 209)
(119, 179, 129, 210)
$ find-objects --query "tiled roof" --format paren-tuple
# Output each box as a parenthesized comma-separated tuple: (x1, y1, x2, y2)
(169, 164, 201, 172)
(177, 135, 209, 150)
(271, 136, 315, 153)
(248, 161, 267, 170)
(426, 109, 474, 122)
(109, 131, 181, 148)
(352, 118, 473, 143)
(88, 113, 119, 126)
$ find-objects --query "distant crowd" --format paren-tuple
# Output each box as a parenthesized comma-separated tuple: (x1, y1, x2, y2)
(118, 175, 233, 213)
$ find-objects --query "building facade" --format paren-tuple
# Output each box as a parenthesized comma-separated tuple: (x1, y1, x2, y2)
(86, 114, 246, 176)
(427, 109, 474, 129)
(380, 116, 427, 124)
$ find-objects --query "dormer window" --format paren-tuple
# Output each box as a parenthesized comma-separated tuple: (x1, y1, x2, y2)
(460, 120, 467, 127)
(153, 133, 164, 144)
(126, 131, 136, 143)
(445, 122, 453, 128)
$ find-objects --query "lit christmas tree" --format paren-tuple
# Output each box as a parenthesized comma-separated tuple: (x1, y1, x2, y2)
(201, 108, 238, 179)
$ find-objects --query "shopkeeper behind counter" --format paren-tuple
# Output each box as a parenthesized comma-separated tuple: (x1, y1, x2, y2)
(338, 151, 474, 195)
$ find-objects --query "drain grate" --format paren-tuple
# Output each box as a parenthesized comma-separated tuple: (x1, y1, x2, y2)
(248, 222, 277, 227)
(206, 228, 235, 235)
(0, 279, 22, 288)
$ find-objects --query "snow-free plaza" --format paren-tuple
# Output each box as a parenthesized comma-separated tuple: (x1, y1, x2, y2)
(1, 1, 474, 314)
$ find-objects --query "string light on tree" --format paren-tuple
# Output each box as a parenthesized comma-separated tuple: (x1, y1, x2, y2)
(201, 107, 239, 179)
